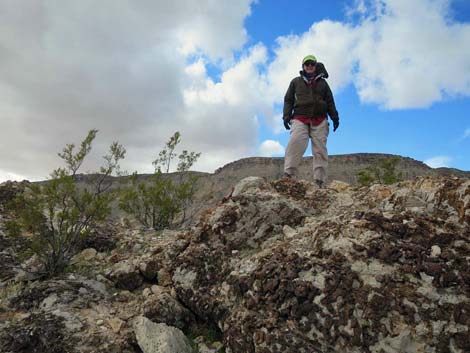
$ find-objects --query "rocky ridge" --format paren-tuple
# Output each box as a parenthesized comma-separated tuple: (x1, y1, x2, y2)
(0, 175, 469, 352)
(116, 153, 470, 223)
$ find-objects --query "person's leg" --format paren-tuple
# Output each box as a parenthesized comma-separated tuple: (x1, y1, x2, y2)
(284, 120, 309, 177)
(310, 119, 329, 184)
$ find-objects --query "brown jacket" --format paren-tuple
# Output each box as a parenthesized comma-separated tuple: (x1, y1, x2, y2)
(283, 63, 339, 123)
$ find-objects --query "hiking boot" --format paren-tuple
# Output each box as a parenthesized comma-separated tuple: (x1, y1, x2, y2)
(315, 179, 325, 189)
(282, 172, 293, 179)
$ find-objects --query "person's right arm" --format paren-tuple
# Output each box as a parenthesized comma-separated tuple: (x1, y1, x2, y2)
(283, 80, 295, 120)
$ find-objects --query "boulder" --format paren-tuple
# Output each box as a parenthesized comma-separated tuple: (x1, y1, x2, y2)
(139, 259, 160, 281)
(157, 267, 173, 287)
(108, 317, 125, 333)
(70, 248, 97, 264)
(143, 290, 195, 331)
(107, 260, 143, 290)
(194, 336, 224, 353)
(133, 316, 193, 353)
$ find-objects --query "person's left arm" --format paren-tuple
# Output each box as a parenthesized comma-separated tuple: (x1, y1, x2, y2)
(324, 82, 339, 131)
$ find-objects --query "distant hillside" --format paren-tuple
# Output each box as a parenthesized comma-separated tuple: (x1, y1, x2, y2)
(116, 153, 469, 223)
(213, 153, 470, 183)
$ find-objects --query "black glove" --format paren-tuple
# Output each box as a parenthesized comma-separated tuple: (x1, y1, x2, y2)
(283, 116, 292, 130)
(333, 119, 339, 132)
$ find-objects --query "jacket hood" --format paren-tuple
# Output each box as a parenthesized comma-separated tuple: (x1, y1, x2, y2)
(300, 62, 329, 82)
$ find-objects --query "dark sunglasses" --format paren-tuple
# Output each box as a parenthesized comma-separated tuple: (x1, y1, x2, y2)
(304, 61, 316, 67)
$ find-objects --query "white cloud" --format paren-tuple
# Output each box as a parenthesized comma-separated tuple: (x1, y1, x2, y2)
(270, 20, 357, 97)
(345, 0, 368, 18)
(0, 0, 256, 181)
(259, 140, 285, 157)
(269, 0, 470, 109)
(0, 170, 30, 183)
(173, 1, 252, 59)
(424, 156, 452, 168)
(184, 44, 269, 106)
(180, 44, 270, 171)
(185, 59, 207, 78)
(352, 0, 470, 109)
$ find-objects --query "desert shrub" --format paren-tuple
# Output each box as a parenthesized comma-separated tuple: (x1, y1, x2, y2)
(119, 132, 200, 230)
(6, 130, 125, 277)
(357, 156, 403, 186)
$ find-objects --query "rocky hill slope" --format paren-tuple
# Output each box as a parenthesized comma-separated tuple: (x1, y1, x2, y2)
(1, 175, 469, 353)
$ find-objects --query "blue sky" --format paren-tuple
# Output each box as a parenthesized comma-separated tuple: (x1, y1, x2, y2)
(0, 0, 469, 182)
(246, 0, 470, 171)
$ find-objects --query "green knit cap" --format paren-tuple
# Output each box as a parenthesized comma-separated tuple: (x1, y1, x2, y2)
(302, 55, 317, 65)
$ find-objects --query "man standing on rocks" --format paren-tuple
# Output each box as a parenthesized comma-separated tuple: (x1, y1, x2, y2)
(282, 55, 340, 188)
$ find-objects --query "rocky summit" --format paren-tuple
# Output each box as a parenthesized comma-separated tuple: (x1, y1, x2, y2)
(0, 175, 469, 353)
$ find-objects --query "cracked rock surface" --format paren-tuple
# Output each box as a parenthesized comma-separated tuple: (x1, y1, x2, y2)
(0, 176, 469, 353)
(168, 176, 470, 353)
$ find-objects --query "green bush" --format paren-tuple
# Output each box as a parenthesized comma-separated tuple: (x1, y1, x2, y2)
(357, 156, 403, 187)
(7, 130, 125, 277)
(119, 132, 200, 230)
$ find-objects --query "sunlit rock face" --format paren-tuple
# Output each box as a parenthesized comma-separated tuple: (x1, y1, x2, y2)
(169, 176, 470, 353)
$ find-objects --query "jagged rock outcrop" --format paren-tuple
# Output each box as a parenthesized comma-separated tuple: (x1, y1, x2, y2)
(0, 175, 469, 353)
(164, 176, 469, 353)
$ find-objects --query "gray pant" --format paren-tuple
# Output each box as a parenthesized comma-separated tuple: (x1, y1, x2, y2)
(284, 119, 330, 182)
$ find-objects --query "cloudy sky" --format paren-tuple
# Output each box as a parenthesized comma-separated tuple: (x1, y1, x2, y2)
(1, 0, 470, 182)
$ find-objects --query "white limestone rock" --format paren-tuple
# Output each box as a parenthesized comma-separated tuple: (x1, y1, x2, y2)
(133, 316, 193, 353)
